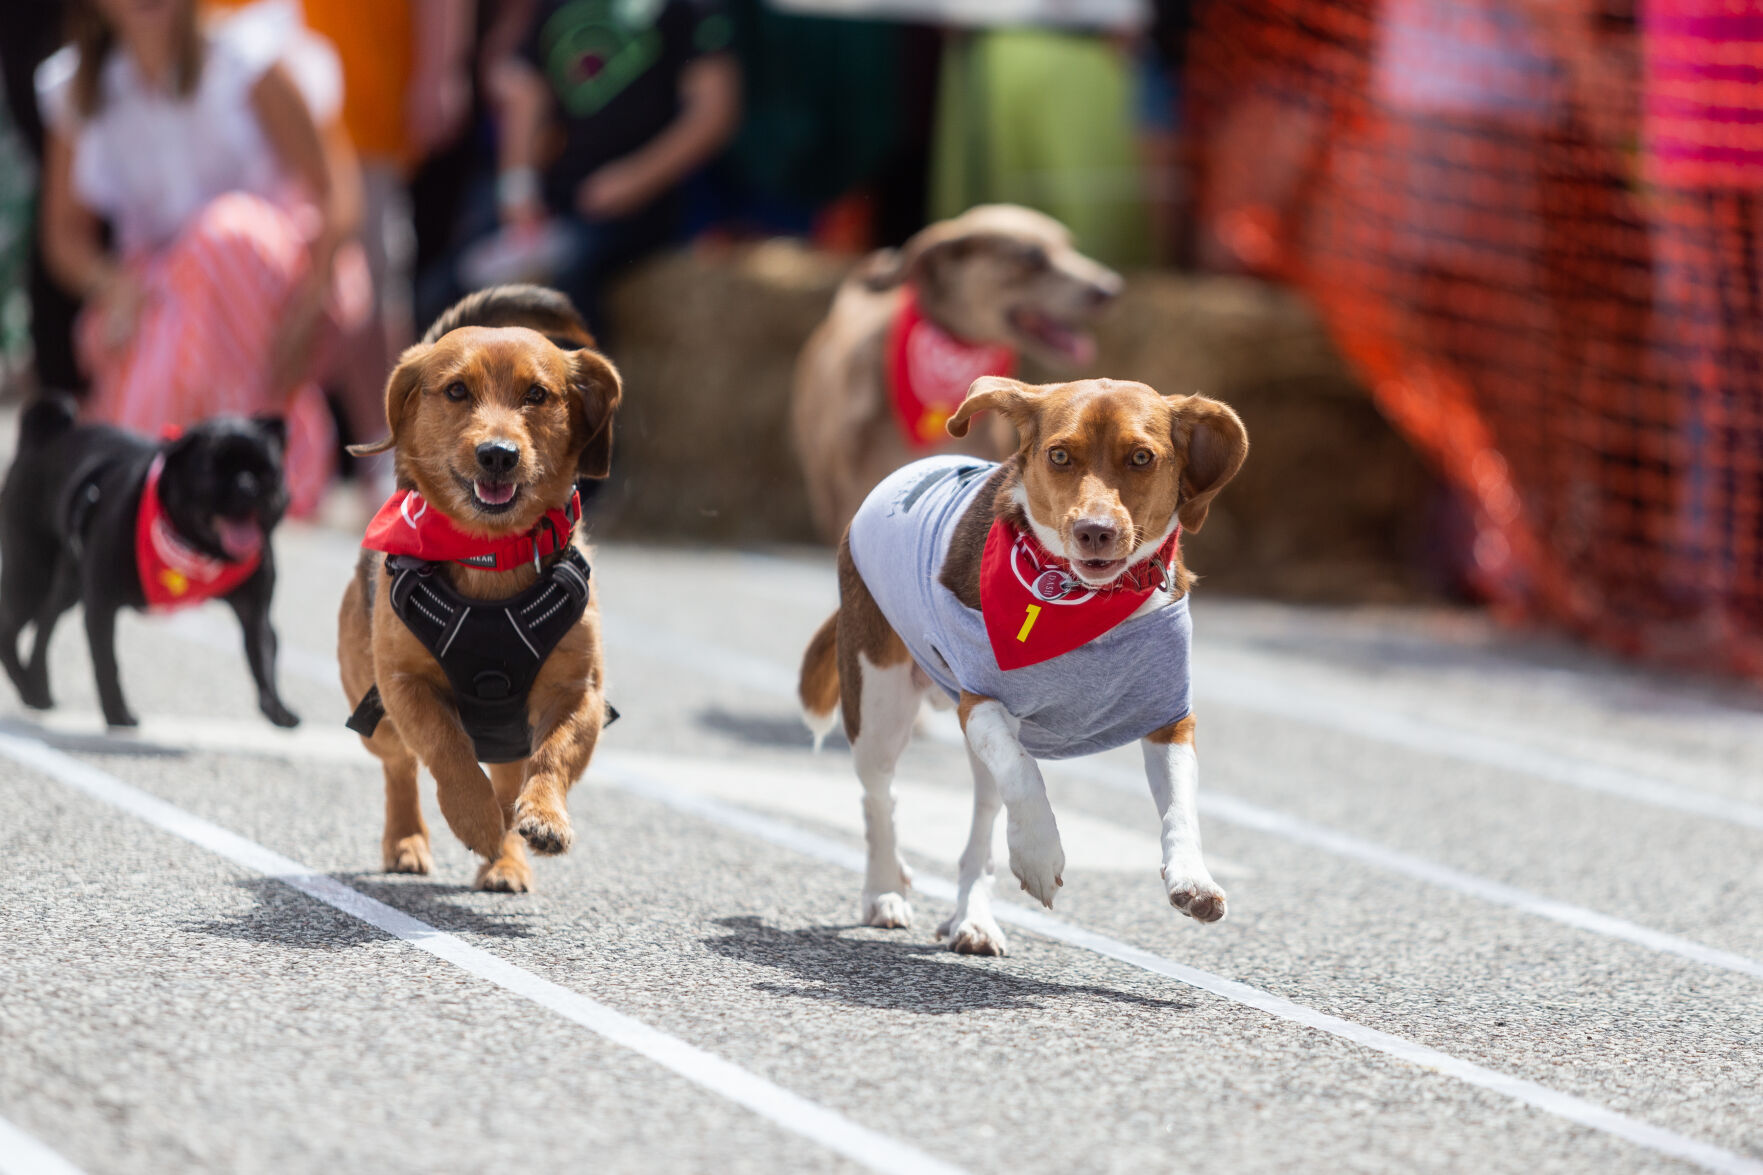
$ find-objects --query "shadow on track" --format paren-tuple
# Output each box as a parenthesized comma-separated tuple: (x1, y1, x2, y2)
(704, 915, 1195, 1015)
(187, 875, 542, 948)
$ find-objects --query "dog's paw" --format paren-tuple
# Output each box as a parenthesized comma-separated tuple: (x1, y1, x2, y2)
(862, 891, 913, 929)
(382, 834, 433, 875)
(260, 698, 300, 728)
(1006, 807, 1065, 909)
(18, 685, 52, 710)
(937, 913, 1008, 956)
(475, 855, 534, 893)
(1162, 865, 1226, 923)
(103, 709, 138, 729)
(514, 799, 574, 856)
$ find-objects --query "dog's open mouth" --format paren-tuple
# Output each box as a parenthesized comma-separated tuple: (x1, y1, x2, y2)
(212, 516, 262, 561)
(460, 475, 522, 514)
(1073, 556, 1126, 582)
(1008, 308, 1097, 366)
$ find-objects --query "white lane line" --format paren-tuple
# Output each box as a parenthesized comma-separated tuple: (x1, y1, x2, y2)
(0, 732, 966, 1175)
(0, 1117, 85, 1175)
(1194, 653, 1763, 833)
(140, 614, 1763, 984)
(596, 759, 1763, 1175)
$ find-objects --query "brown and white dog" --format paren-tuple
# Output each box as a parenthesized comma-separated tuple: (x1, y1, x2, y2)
(337, 286, 621, 892)
(791, 205, 1122, 542)
(798, 376, 1247, 955)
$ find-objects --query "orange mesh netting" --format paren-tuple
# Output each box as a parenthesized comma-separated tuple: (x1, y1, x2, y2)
(1187, 0, 1763, 677)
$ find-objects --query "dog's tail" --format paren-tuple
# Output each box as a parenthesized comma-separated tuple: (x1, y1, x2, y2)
(422, 284, 594, 349)
(19, 395, 77, 447)
(799, 611, 841, 752)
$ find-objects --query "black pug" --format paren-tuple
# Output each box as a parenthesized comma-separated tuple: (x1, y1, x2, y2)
(0, 397, 299, 728)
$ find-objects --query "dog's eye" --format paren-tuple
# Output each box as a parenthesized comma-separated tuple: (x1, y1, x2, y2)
(1130, 448, 1154, 467)
(1048, 447, 1070, 467)
(444, 381, 468, 402)
(524, 384, 548, 405)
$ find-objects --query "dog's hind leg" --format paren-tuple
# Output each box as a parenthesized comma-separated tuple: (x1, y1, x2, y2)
(477, 762, 534, 893)
(849, 651, 921, 928)
(9, 557, 76, 710)
(936, 745, 1007, 955)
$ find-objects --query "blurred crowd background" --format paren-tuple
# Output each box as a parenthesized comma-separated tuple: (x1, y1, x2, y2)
(0, 0, 1760, 682)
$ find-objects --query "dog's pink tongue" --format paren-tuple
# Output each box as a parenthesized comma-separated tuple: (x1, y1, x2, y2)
(1062, 331, 1097, 366)
(214, 517, 261, 560)
(475, 479, 517, 505)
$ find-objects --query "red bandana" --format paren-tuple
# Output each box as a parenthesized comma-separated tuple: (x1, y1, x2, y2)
(886, 286, 1017, 449)
(362, 488, 580, 571)
(135, 455, 262, 609)
(979, 519, 1180, 670)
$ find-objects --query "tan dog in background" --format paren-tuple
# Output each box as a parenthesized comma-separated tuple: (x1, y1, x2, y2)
(791, 205, 1122, 542)
(337, 286, 622, 892)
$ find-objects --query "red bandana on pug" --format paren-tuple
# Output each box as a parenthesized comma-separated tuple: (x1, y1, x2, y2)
(362, 488, 580, 571)
(979, 519, 1180, 670)
(887, 287, 1017, 449)
(135, 455, 262, 609)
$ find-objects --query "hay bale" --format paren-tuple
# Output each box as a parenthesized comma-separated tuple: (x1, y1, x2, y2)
(603, 245, 1437, 601)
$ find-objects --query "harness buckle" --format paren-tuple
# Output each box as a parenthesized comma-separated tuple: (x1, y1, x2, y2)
(473, 670, 514, 700)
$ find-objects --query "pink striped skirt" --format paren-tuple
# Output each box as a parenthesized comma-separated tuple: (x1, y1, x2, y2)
(78, 192, 371, 517)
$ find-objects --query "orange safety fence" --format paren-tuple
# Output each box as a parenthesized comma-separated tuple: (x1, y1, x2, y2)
(1186, 0, 1763, 679)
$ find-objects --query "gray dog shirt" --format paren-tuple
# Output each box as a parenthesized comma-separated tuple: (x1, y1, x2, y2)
(847, 455, 1193, 759)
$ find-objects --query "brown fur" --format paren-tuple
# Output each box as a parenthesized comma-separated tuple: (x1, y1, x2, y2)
(791, 205, 1122, 542)
(799, 377, 1247, 756)
(336, 287, 622, 890)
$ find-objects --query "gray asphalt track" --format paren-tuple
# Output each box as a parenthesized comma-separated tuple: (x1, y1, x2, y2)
(3, 512, 1763, 1175)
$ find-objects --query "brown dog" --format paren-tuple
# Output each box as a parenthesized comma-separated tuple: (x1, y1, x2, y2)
(337, 286, 622, 892)
(799, 376, 1247, 954)
(791, 205, 1122, 542)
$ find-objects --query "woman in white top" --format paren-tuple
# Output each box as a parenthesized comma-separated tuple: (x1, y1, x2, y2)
(36, 0, 367, 516)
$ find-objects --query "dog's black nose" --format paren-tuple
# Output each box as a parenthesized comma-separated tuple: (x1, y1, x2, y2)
(475, 441, 520, 477)
(1074, 520, 1116, 553)
(232, 471, 260, 498)
(1087, 273, 1123, 307)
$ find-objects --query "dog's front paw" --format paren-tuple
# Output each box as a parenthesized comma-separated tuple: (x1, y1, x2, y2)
(514, 797, 574, 856)
(475, 855, 534, 893)
(1162, 865, 1226, 923)
(382, 834, 433, 875)
(862, 891, 913, 929)
(1006, 807, 1065, 909)
(937, 913, 1008, 956)
(103, 708, 138, 729)
(260, 697, 300, 728)
(18, 683, 52, 710)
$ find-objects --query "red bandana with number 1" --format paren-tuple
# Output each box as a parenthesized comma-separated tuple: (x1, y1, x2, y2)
(978, 519, 1179, 670)
(887, 287, 1017, 448)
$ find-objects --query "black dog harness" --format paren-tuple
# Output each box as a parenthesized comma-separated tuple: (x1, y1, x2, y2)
(346, 547, 614, 762)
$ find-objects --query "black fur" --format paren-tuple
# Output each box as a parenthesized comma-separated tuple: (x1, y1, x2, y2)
(422, 284, 593, 350)
(0, 398, 298, 728)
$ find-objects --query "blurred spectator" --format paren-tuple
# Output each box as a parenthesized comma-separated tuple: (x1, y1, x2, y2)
(930, 26, 1150, 269)
(1, 0, 84, 393)
(36, 0, 368, 516)
(1640, 0, 1763, 649)
(426, 0, 739, 335)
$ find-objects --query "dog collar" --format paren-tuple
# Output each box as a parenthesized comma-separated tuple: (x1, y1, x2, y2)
(886, 286, 1017, 449)
(136, 454, 263, 609)
(978, 519, 1179, 670)
(361, 488, 581, 572)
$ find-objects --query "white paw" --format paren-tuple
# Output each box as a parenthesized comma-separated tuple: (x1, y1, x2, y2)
(862, 891, 913, 929)
(937, 913, 1008, 956)
(1162, 863, 1226, 923)
(1006, 806, 1065, 909)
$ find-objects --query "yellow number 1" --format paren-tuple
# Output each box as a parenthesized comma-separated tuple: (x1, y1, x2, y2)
(1016, 604, 1042, 643)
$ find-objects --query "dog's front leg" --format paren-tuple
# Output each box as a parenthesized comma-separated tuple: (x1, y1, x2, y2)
(378, 673, 506, 862)
(1143, 715, 1226, 922)
(514, 683, 605, 856)
(83, 602, 136, 728)
(226, 574, 299, 728)
(960, 692, 1064, 909)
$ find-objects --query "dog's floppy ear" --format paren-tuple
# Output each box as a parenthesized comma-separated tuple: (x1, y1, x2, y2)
(250, 413, 288, 453)
(1169, 395, 1248, 533)
(946, 376, 1044, 444)
(347, 343, 430, 457)
(568, 348, 623, 479)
